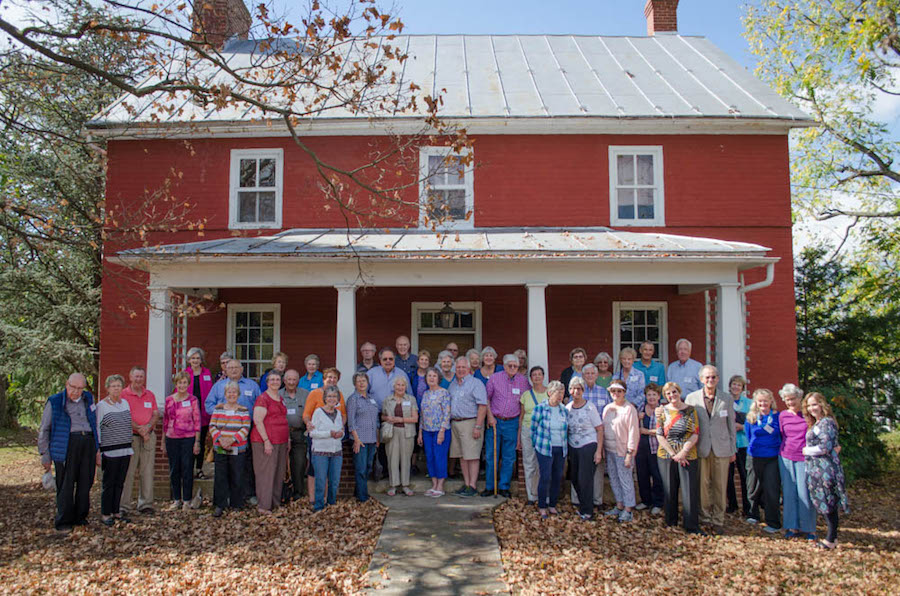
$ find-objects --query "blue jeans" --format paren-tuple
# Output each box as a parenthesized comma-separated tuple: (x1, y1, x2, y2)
(779, 456, 816, 533)
(485, 417, 519, 491)
(423, 429, 451, 479)
(352, 443, 377, 502)
(312, 453, 342, 511)
(536, 447, 565, 508)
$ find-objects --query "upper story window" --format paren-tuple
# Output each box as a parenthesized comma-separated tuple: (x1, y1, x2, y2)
(419, 147, 474, 229)
(229, 149, 283, 229)
(608, 146, 664, 226)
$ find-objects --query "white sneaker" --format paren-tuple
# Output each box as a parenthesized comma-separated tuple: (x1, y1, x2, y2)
(650, 506, 663, 515)
(618, 510, 633, 523)
(167, 500, 182, 511)
(604, 507, 621, 517)
(634, 503, 648, 511)
(424, 489, 436, 497)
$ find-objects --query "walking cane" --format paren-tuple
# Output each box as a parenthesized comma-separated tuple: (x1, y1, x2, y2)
(493, 422, 498, 498)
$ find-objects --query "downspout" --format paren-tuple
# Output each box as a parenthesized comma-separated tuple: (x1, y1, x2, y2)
(738, 262, 775, 295)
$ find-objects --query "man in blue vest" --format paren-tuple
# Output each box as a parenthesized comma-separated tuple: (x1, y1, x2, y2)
(37, 373, 100, 533)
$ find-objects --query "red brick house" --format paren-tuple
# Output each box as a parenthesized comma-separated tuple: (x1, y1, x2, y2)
(90, 0, 811, 414)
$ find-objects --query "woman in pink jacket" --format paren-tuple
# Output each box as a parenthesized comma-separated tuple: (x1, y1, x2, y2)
(185, 347, 214, 479)
(601, 379, 640, 523)
(163, 371, 201, 511)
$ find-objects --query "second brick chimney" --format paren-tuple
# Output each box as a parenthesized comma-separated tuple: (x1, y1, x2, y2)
(644, 0, 679, 36)
(193, 0, 252, 49)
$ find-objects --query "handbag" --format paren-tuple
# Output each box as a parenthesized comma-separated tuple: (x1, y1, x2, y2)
(380, 420, 394, 442)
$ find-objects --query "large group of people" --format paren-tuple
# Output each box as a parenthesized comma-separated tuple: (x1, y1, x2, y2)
(38, 336, 849, 549)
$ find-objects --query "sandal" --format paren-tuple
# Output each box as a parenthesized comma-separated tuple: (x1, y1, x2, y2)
(402, 487, 414, 496)
(539, 509, 549, 520)
(815, 541, 836, 550)
(386, 488, 397, 496)
(548, 507, 558, 515)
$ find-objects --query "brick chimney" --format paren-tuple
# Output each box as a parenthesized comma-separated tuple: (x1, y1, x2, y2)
(644, 0, 679, 36)
(193, 0, 252, 48)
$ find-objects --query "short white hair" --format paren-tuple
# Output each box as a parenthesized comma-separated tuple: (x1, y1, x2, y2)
(779, 383, 803, 399)
(437, 350, 453, 362)
(699, 364, 719, 380)
(502, 354, 518, 366)
(675, 338, 692, 350)
(582, 363, 598, 374)
(568, 376, 585, 392)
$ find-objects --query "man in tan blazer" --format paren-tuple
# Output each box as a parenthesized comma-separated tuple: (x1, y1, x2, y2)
(685, 364, 736, 532)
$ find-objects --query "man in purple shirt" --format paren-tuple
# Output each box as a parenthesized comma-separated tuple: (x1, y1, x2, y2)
(483, 354, 530, 497)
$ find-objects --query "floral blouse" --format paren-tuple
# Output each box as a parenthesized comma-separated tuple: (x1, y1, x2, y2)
(420, 388, 452, 432)
(656, 405, 699, 460)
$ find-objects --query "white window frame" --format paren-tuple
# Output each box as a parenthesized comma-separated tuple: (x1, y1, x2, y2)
(410, 301, 482, 355)
(608, 145, 665, 227)
(612, 301, 668, 365)
(418, 146, 474, 230)
(226, 303, 281, 379)
(229, 148, 284, 230)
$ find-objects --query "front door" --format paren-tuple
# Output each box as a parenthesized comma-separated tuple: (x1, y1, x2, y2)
(411, 301, 482, 360)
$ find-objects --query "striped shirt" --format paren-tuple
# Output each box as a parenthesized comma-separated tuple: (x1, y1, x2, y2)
(97, 398, 134, 458)
(209, 404, 251, 454)
(656, 405, 699, 460)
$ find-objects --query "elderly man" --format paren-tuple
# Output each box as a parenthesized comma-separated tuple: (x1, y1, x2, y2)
(366, 348, 409, 409)
(667, 339, 703, 395)
(214, 351, 234, 383)
(394, 336, 417, 377)
(357, 342, 377, 373)
(445, 342, 460, 360)
(120, 366, 159, 514)
(483, 354, 529, 498)
(448, 358, 488, 498)
(280, 369, 309, 502)
(684, 365, 736, 533)
(205, 359, 260, 414)
(634, 341, 666, 387)
(38, 373, 100, 532)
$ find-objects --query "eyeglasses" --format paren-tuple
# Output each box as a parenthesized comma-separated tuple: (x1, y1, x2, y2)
(382, 357, 394, 361)
(609, 388, 625, 394)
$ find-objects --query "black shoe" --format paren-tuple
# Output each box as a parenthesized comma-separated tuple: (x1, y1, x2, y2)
(115, 515, 131, 524)
(687, 529, 709, 537)
(213, 507, 224, 518)
(480, 489, 494, 497)
(101, 517, 115, 527)
(526, 499, 538, 506)
(498, 489, 511, 498)
(55, 525, 73, 534)
(410, 465, 420, 476)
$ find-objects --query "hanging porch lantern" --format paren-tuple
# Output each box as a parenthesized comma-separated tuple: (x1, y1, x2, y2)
(438, 301, 456, 329)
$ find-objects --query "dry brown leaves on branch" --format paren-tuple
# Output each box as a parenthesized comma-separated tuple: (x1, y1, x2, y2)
(0, 443, 386, 595)
(494, 475, 900, 595)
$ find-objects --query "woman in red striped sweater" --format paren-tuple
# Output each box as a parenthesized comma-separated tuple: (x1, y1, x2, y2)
(209, 382, 251, 517)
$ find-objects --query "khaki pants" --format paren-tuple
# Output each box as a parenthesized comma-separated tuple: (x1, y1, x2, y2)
(699, 454, 731, 526)
(387, 433, 414, 488)
(519, 424, 539, 502)
(122, 432, 156, 511)
(252, 441, 288, 512)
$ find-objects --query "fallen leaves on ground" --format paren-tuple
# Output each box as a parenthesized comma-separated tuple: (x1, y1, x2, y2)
(494, 474, 900, 595)
(0, 435, 386, 595)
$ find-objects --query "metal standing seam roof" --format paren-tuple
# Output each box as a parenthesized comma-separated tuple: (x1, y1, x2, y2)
(88, 34, 811, 128)
(115, 227, 774, 263)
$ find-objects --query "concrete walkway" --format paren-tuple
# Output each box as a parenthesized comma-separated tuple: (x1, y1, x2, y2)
(367, 489, 509, 595)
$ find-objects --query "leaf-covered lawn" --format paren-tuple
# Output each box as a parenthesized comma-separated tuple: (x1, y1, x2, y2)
(0, 431, 386, 594)
(494, 475, 900, 595)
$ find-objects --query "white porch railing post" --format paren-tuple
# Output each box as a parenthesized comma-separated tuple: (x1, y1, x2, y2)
(526, 283, 549, 377)
(715, 282, 745, 382)
(147, 285, 173, 407)
(335, 284, 358, 397)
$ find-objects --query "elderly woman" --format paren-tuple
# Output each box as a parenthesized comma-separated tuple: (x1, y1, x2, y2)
(163, 372, 202, 511)
(656, 382, 702, 534)
(560, 347, 588, 399)
(214, 351, 234, 383)
(594, 351, 614, 393)
(778, 383, 816, 540)
(474, 346, 502, 385)
(418, 368, 452, 497)
(727, 375, 753, 516)
(347, 372, 379, 503)
(309, 386, 345, 511)
(409, 350, 431, 407)
(258, 352, 289, 391)
(209, 381, 251, 516)
(382, 376, 419, 496)
(802, 392, 849, 549)
(298, 354, 323, 392)
(185, 347, 213, 479)
(466, 348, 481, 372)
(97, 374, 133, 526)
(250, 370, 289, 514)
(602, 379, 640, 522)
(745, 388, 781, 532)
(636, 382, 664, 515)
(566, 376, 604, 521)
(519, 366, 549, 505)
(302, 368, 345, 504)
(531, 380, 568, 519)
(437, 350, 455, 389)
(614, 347, 646, 410)
(514, 349, 528, 375)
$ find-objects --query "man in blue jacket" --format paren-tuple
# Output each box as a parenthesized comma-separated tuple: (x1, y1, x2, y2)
(37, 373, 100, 533)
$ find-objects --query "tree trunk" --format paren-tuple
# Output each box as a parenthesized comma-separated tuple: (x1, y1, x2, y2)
(0, 374, 11, 429)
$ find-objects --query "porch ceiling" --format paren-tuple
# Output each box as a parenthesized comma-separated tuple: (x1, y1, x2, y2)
(115, 227, 773, 267)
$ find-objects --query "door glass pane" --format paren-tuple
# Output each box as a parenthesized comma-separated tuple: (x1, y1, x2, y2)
(248, 328, 260, 344)
(617, 154, 634, 185)
(262, 327, 274, 343)
(236, 329, 248, 343)
(258, 159, 276, 187)
(238, 192, 256, 222)
(262, 311, 274, 324)
(249, 312, 261, 327)
(421, 312, 434, 329)
(260, 345, 273, 361)
(236, 312, 248, 326)
(636, 154, 654, 185)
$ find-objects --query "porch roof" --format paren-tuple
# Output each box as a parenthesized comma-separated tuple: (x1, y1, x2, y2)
(115, 227, 774, 267)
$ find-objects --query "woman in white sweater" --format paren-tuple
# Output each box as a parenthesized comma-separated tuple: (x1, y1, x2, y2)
(308, 386, 344, 511)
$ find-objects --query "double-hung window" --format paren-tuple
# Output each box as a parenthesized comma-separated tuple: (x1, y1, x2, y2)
(419, 147, 474, 229)
(229, 149, 283, 229)
(613, 301, 668, 365)
(609, 146, 664, 226)
(226, 304, 281, 380)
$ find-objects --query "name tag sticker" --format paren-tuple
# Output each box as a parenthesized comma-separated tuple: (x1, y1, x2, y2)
(232, 447, 238, 456)
(650, 376, 658, 382)
(369, 399, 377, 406)
(402, 401, 411, 407)
(225, 410, 235, 417)
(512, 388, 520, 395)
(181, 401, 191, 408)
(90, 403, 96, 412)
(244, 390, 252, 396)
(310, 383, 319, 389)
(813, 426, 821, 436)
(203, 375, 211, 381)
(287, 408, 297, 415)
(719, 410, 728, 418)
(764, 424, 774, 434)
(144, 402, 152, 409)
(683, 377, 692, 384)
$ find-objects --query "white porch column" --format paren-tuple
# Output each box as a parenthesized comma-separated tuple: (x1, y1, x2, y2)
(526, 283, 549, 376)
(146, 286, 173, 406)
(715, 282, 746, 382)
(335, 284, 358, 397)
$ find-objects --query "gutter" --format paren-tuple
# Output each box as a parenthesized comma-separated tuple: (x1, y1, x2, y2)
(738, 262, 775, 294)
